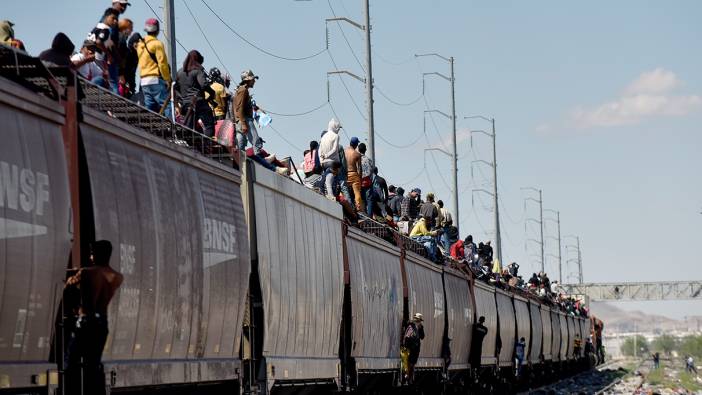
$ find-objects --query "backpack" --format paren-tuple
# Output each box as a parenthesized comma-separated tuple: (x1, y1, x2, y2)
(404, 323, 420, 349)
(303, 149, 319, 173)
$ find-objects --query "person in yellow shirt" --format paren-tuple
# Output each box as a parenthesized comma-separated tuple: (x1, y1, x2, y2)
(206, 67, 231, 121)
(136, 18, 172, 118)
(410, 216, 439, 262)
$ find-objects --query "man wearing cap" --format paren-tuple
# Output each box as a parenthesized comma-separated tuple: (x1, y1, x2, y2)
(112, 0, 131, 14)
(136, 18, 172, 117)
(401, 188, 422, 221)
(344, 136, 364, 212)
(234, 70, 263, 155)
(403, 313, 425, 384)
(71, 40, 104, 84)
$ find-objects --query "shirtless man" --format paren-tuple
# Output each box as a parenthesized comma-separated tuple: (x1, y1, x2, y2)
(345, 136, 364, 212)
(66, 240, 123, 394)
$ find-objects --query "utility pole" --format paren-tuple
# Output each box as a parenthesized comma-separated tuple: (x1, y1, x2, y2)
(164, 0, 177, 82)
(417, 53, 457, 231)
(466, 116, 500, 263)
(577, 236, 583, 283)
(325, 2, 374, 163)
(522, 187, 544, 273)
(363, 0, 375, 164)
(565, 235, 583, 284)
(545, 209, 562, 283)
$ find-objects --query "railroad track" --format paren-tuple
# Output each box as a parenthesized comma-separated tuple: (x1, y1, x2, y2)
(520, 359, 641, 395)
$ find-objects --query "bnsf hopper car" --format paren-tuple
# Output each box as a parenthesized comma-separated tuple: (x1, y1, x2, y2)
(0, 47, 601, 394)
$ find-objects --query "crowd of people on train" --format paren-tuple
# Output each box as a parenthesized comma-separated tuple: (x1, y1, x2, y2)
(3, 1, 589, 314)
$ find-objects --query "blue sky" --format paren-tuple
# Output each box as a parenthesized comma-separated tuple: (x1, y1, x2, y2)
(5, 1, 701, 319)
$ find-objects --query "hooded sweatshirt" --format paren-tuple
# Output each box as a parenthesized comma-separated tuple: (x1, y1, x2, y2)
(39, 32, 75, 67)
(0, 20, 14, 45)
(319, 118, 341, 166)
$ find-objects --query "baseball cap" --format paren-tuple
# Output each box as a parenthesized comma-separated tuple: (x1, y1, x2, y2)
(241, 69, 259, 81)
(113, 0, 131, 4)
(144, 18, 159, 33)
(412, 188, 421, 194)
(350, 136, 360, 147)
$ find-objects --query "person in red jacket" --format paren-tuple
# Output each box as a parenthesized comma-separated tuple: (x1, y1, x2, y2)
(450, 239, 465, 261)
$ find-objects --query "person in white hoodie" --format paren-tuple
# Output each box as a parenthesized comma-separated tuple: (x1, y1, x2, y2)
(319, 118, 342, 169)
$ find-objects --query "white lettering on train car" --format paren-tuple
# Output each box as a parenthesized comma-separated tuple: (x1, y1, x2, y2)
(116, 244, 139, 319)
(0, 161, 50, 239)
(203, 217, 238, 269)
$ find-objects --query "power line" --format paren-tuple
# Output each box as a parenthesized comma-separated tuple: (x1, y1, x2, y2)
(266, 102, 329, 117)
(181, 0, 230, 76)
(326, 49, 367, 120)
(375, 129, 423, 149)
(200, 0, 327, 61)
(268, 124, 305, 152)
(327, 0, 366, 73)
(395, 166, 426, 186)
(336, 0, 415, 68)
(142, 0, 188, 52)
(376, 86, 423, 106)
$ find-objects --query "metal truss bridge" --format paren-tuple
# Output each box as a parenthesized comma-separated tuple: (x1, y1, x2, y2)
(562, 281, 702, 301)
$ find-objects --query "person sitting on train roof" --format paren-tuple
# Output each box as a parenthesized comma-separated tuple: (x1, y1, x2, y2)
(39, 32, 75, 68)
(410, 214, 439, 263)
(507, 261, 519, 277)
(244, 145, 289, 175)
(449, 238, 465, 261)
(72, 40, 104, 84)
(464, 235, 479, 269)
(0, 20, 26, 51)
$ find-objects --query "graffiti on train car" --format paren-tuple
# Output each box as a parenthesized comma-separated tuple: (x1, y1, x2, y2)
(116, 243, 140, 320)
(0, 161, 51, 239)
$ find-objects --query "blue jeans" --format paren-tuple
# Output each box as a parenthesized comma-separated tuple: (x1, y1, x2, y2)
(440, 226, 451, 251)
(412, 235, 437, 261)
(142, 80, 171, 119)
(108, 62, 119, 94)
(235, 119, 262, 154)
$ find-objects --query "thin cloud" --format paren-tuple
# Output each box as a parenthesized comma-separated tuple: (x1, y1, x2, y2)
(544, 69, 701, 131)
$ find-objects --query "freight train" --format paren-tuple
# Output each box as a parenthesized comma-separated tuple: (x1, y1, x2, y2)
(0, 47, 602, 394)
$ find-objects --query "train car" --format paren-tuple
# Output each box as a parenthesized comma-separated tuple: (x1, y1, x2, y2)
(342, 225, 404, 389)
(512, 295, 531, 371)
(244, 161, 345, 392)
(527, 299, 543, 366)
(566, 315, 576, 360)
(551, 309, 562, 363)
(495, 288, 516, 371)
(540, 305, 553, 362)
(0, 48, 605, 395)
(472, 281, 498, 369)
(0, 59, 71, 393)
(81, 92, 251, 392)
(442, 267, 473, 381)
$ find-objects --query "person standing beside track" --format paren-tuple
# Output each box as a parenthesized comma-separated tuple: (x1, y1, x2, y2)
(65, 240, 123, 395)
(403, 313, 425, 384)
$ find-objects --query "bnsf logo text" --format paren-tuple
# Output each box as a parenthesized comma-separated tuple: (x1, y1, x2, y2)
(203, 218, 237, 254)
(0, 161, 50, 215)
